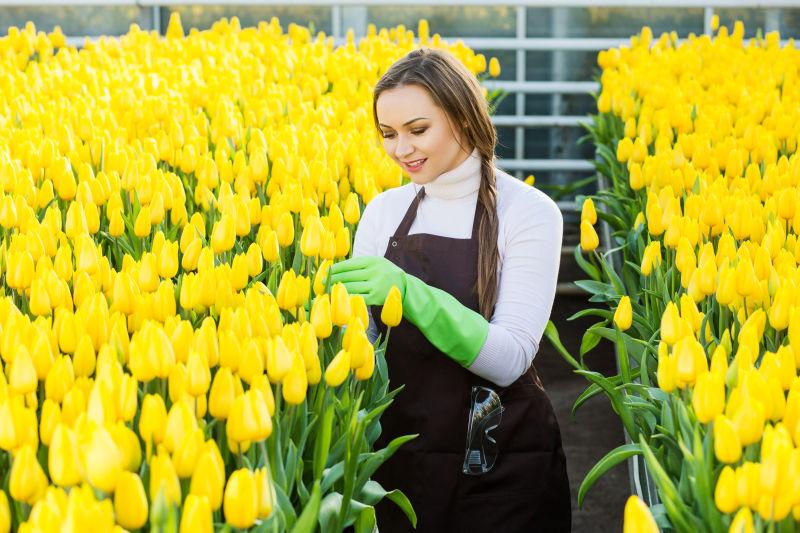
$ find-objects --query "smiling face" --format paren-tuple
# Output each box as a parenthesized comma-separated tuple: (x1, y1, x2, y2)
(375, 84, 472, 185)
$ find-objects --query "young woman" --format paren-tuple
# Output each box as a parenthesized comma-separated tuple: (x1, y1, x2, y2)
(329, 47, 571, 532)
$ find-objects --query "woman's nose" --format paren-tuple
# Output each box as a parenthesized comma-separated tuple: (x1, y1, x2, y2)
(395, 135, 414, 159)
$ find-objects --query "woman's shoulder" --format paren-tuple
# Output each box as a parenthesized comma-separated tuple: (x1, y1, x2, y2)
(360, 182, 417, 225)
(494, 167, 562, 228)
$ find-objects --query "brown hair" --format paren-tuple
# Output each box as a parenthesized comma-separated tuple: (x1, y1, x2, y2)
(372, 47, 499, 320)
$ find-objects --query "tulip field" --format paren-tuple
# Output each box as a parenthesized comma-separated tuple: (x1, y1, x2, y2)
(552, 17, 800, 533)
(0, 13, 502, 532)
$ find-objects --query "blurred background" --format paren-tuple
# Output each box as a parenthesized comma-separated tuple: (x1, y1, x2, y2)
(2, 2, 798, 529)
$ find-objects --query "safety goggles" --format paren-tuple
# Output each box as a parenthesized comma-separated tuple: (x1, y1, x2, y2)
(462, 385, 505, 475)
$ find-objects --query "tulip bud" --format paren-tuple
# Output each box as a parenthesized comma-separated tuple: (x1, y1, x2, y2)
(149, 448, 181, 505)
(180, 494, 213, 533)
(579, 220, 599, 252)
(310, 295, 333, 339)
(330, 282, 351, 327)
(49, 425, 81, 487)
(209, 367, 235, 420)
(0, 490, 9, 533)
(581, 198, 597, 224)
(381, 285, 403, 327)
(10, 445, 48, 505)
(254, 467, 275, 519)
(190, 447, 225, 511)
(613, 296, 632, 331)
(714, 465, 738, 514)
(114, 472, 148, 530)
(692, 372, 724, 424)
(224, 468, 258, 529)
(325, 349, 351, 387)
(714, 414, 742, 464)
(622, 495, 657, 533)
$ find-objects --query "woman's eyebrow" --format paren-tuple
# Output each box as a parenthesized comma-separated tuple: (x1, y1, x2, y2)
(378, 117, 429, 128)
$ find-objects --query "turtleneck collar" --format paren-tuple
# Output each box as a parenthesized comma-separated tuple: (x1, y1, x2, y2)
(414, 148, 482, 200)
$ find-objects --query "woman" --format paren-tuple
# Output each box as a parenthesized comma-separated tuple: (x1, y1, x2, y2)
(329, 47, 571, 532)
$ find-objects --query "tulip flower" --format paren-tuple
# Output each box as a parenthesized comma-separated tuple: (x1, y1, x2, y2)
(488, 57, 501, 77)
(622, 495, 657, 533)
(714, 466, 738, 514)
(180, 494, 213, 533)
(10, 445, 48, 505)
(581, 198, 597, 224)
(579, 220, 599, 252)
(0, 490, 9, 533)
(224, 469, 258, 529)
(310, 294, 333, 339)
(149, 448, 181, 505)
(254, 467, 275, 518)
(381, 285, 403, 327)
(49, 425, 82, 487)
(114, 472, 148, 530)
(692, 372, 724, 424)
(325, 349, 351, 387)
(613, 296, 632, 331)
(190, 449, 225, 511)
(714, 414, 742, 464)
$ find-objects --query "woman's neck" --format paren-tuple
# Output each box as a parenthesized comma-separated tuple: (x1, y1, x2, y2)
(415, 148, 482, 200)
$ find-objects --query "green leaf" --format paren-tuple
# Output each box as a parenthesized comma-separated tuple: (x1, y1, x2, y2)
(318, 491, 342, 533)
(574, 245, 601, 280)
(313, 403, 335, 480)
(290, 480, 321, 533)
(578, 443, 642, 507)
(575, 369, 636, 438)
(355, 507, 376, 533)
(574, 280, 615, 298)
(543, 321, 583, 371)
(354, 434, 417, 492)
(580, 323, 605, 357)
(566, 307, 614, 322)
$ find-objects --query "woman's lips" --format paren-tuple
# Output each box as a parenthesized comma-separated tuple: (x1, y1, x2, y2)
(403, 158, 427, 173)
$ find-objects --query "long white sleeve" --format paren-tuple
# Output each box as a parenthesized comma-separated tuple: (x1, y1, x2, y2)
(349, 157, 563, 387)
(466, 186, 563, 387)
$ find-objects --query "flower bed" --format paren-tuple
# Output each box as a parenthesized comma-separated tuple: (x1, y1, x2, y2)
(0, 14, 499, 532)
(547, 19, 800, 532)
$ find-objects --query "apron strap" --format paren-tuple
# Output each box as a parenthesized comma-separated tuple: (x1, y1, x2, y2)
(394, 186, 427, 238)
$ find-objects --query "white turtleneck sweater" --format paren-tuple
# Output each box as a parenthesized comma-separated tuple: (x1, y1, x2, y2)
(352, 149, 564, 388)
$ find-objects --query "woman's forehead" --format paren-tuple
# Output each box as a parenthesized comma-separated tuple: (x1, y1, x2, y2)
(376, 85, 441, 126)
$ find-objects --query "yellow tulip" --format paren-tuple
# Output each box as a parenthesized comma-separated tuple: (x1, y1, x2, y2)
(381, 285, 403, 327)
(190, 448, 225, 511)
(729, 507, 753, 533)
(282, 355, 308, 405)
(224, 469, 258, 529)
(343, 193, 361, 224)
(331, 282, 351, 326)
(139, 393, 167, 448)
(310, 294, 333, 339)
(0, 490, 9, 533)
(114, 472, 148, 530)
(714, 466, 738, 514)
(85, 426, 123, 493)
(49, 425, 81, 487)
(254, 467, 275, 519)
(714, 414, 742, 464)
(581, 198, 597, 224)
(692, 372, 725, 424)
(211, 213, 235, 254)
(180, 494, 213, 533)
(325, 349, 351, 387)
(579, 220, 599, 252)
(149, 448, 181, 505)
(10, 445, 48, 505)
(622, 495, 657, 533)
(488, 57, 501, 77)
(613, 296, 632, 331)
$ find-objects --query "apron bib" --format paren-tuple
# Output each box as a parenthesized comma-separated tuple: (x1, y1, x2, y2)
(371, 187, 571, 532)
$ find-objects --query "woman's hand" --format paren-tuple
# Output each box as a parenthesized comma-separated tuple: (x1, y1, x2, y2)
(328, 256, 406, 306)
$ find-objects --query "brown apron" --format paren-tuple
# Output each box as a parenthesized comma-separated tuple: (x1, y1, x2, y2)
(371, 187, 571, 533)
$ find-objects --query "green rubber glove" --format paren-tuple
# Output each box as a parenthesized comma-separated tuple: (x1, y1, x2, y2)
(328, 256, 489, 367)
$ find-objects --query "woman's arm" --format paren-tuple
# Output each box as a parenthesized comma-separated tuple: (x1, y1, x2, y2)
(351, 196, 382, 344)
(467, 190, 564, 387)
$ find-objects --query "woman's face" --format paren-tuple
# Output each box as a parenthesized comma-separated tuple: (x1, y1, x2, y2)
(376, 84, 472, 185)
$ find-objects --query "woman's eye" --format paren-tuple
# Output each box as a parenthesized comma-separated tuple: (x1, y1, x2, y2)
(381, 132, 395, 139)
(411, 129, 426, 135)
